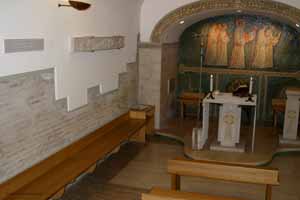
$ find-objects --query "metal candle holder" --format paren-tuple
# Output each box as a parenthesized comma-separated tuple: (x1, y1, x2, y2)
(246, 93, 254, 102)
(207, 91, 215, 99)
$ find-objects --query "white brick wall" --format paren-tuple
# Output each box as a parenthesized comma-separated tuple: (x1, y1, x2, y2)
(0, 63, 138, 184)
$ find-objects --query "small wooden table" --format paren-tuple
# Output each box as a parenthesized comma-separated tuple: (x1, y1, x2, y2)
(178, 92, 205, 119)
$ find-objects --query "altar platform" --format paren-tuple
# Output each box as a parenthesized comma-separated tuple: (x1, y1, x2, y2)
(157, 118, 300, 166)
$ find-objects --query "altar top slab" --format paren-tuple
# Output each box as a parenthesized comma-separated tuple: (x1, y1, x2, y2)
(203, 93, 257, 106)
(286, 87, 300, 96)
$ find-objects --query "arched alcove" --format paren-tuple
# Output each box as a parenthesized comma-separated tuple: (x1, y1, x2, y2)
(151, 0, 300, 44)
(139, 0, 300, 129)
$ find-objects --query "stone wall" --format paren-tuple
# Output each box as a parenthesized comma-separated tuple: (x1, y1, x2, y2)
(0, 63, 138, 184)
(138, 44, 162, 129)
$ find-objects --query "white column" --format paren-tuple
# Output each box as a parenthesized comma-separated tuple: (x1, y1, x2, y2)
(281, 88, 300, 144)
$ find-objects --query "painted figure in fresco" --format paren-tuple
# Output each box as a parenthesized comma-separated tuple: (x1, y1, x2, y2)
(251, 26, 267, 68)
(230, 19, 257, 68)
(252, 26, 281, 68)
(216, 24, 230, 66)
(265, 27, 281, 68)
(205, 24, 220, 66)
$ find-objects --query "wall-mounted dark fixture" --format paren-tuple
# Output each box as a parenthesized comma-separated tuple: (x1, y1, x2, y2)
(58, 1, 91, 11)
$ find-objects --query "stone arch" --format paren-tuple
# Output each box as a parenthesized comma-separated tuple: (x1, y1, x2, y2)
(150, 0, 300, 44)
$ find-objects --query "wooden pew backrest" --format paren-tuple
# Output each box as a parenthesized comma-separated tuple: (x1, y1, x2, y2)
(144, 187, 244, 200)
(168, 158, 279, 200)
(168, 158, 279, 186)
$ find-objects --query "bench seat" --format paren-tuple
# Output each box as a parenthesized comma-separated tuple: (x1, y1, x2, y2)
(0, 112, 146, 200)
(144, 187, 243, 200)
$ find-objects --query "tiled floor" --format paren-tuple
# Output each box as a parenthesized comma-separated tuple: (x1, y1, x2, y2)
(62, 136, 300, 200)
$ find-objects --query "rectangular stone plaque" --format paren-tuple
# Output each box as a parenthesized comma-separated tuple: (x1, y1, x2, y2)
(72, 36, 125, 52)
(4, 39, 44, 53)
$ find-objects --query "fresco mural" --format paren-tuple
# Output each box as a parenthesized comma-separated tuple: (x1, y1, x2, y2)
(179, 15, 300, 71)
(177, 14, 300, 121)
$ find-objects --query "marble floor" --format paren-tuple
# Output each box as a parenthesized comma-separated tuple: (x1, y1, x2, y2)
(111, 139, 300, 200)
(157, 117, 300, 165)
(61, 136, 300, 200)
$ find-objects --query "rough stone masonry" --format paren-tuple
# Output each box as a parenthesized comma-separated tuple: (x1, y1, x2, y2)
(0, 63, 138, 184)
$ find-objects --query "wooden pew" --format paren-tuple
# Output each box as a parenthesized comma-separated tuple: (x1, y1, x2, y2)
(143, 187, 243, 200)
(167, 158, 279, 200)
(0, 111, 147, 200)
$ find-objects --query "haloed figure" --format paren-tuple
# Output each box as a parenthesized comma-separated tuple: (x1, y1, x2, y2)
(265, 27, 281, 68)
(252, 26, 281, 68)
(251, 26, 267, 68)
(216, 24, 230, 66)
(205, 24, 220, 66)
(230, 19, 257, 68)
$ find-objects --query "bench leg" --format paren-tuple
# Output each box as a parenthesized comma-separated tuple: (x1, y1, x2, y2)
(265, 185, 272, 200)
(130, 126, 146, 143)
(51, 188, 65, 200)
(112, 146, 121, 154)
(87, 164, 97, 174)
(171, 174, 180, 191)
(181, 103, 184, 119)
(273, 111, 277, 128)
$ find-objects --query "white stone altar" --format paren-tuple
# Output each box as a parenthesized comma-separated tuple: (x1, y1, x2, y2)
(281, 88, 300, 144)
(202, 93, 257, 152)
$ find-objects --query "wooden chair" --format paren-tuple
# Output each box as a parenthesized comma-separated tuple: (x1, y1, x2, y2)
(272, 98, 300, 128)
(272, 98, 286, 128)
(166, 158, 279, 200)
(178, 92, 205, 119)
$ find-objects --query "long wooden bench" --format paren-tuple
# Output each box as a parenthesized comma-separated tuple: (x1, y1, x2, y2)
(143, 158, 279, 200)
(143, 188, 242, 200)
(0, 112, 147, 200)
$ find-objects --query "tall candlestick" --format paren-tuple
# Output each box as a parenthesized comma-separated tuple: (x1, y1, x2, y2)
(200, 47, 204, 56)
(210, 74, 214, 92)
(249, 77, 253, 95)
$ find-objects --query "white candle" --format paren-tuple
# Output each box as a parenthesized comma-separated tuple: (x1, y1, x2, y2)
(210, 74, 214, 92)
(249, 77, 253, 94)
(200, 47, 204, 56)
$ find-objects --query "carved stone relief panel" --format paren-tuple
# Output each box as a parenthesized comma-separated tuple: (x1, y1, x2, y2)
(72, 36, 125, 52)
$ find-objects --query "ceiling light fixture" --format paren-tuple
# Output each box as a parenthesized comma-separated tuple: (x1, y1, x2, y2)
(58, 1, 91, 11)
(180, 20, 185, 25)
(296, 23, 300, 28)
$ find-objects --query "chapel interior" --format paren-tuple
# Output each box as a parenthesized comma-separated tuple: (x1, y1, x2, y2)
(0, 1, 299, 200)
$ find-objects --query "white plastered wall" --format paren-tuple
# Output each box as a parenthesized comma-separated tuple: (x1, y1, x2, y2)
(0, 0, 143, 111)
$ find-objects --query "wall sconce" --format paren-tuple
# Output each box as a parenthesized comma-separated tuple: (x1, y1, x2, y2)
(58, 1, 91, 11)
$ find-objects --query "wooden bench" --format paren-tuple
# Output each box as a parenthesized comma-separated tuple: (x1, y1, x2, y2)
(145, 158, 279, 200)
(143, 187, 242, 200)
(0, 111, 147, 200)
